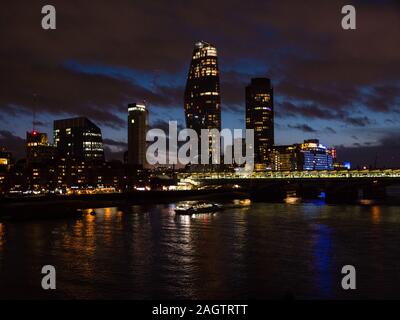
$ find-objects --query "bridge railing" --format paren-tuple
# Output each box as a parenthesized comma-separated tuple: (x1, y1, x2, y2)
(178, 169, 400, 181)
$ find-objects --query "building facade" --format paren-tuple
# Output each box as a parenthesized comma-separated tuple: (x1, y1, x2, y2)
(271, 140, 334, 171)
(128, 103, 148, 167)
(54, 117, 104, 162)
(184, 41, 221, 160)
(0, 147, 12, 194)
(270, 145, 301, 171)
(246, 78, 274, 165)
(26, 130, 55, 164)
(300, 139, 334, 171)
(184, 41, 221, 133)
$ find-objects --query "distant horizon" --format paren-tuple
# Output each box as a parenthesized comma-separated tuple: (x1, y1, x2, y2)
(2, 119, 399, 170)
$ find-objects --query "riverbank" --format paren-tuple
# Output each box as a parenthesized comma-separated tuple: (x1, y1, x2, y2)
(1, 188, 400, 222)
(0, 189, 248, 221)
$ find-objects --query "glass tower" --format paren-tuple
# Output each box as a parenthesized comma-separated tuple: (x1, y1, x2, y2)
(184, 41, 221, 161)
(246, 78, 274, 165)
(128, 103, 148, 167)
(184, 41, 221, 133)
(53, 117, 104, 162)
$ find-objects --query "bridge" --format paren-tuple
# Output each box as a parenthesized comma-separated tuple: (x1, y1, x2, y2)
(177, 169, 400, 202)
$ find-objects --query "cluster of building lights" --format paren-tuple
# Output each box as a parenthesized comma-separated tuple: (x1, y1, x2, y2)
(2, 41, 399, 197)
(128, 104, 146, 112)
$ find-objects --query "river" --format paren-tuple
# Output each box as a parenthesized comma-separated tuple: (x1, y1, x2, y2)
(0, 199, 399, 299)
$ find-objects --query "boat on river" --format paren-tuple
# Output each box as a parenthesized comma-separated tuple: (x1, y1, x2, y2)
(174, 202, 222, 215)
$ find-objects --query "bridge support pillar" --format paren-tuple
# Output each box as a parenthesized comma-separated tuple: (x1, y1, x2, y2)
(297, 185, 321, 199)
(250, 185, 286, 202)
(325, 185, 359, 204)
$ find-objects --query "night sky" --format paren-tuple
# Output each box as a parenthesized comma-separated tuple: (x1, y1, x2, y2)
(1, 0, 400, 167)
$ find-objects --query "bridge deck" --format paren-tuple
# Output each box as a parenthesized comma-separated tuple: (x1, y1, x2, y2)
(178, 169, 400, 181)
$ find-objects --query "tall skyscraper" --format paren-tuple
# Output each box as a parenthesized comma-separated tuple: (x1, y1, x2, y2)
(54, 117, 104, 161)
(246, 78, 274, 165)
(184, 41, 221, 161)
(128, 103, 148, 167)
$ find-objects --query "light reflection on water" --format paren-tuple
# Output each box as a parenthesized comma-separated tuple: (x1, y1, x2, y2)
(371, 206, 381, 225)
(0, 201, 400, 299)
(0, 223, 4, 251)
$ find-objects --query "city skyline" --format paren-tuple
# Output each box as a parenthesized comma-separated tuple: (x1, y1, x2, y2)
(2, 2, 400, 304)
(1, 1, 400, 167)
(1, 45, 398, 168)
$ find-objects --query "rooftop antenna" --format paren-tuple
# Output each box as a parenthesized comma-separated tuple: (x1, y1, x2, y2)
(32, 93, 38, 132)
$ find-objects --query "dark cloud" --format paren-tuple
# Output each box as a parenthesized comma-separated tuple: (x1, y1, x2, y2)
(325, 127, 337, 134)
(150, 119, 184, 132)
(345, 116, 371, 127)
(2, 1, 399, 122)
(276, 81, 357, 109)
(278, 101, 337, 120)
(0, 131, 25, 160)
(385, 119, 399, 125)
(337, 132, 400, 168)
(1, 56, 183, 128)
(103, 138, 127, 161)
(362, 85, 400, 112)
(220, 71, 251, 113)
(288, 124, 317, 133)
(103, 138, 127, 148)
(1, 0, 400, 166)
(33, 120, 49, 128)
(278, 101, 374, 127)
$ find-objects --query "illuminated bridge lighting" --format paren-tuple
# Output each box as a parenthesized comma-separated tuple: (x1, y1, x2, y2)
(178, 169, 400, 181)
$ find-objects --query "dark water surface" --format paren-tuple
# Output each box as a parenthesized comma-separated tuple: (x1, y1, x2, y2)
(0, 200, 400, 299)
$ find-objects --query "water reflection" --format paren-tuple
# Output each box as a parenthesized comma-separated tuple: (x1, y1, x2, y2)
(0, 223, 4, 251)
(284, 196, 302, 205)
(312, 223, 333, 298)
(0, 202, 399, 299)
(371, 206, 381, 225)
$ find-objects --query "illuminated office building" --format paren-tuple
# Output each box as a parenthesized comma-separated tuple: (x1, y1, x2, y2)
(328, 147, 337, 163)
(0, 147, 11, 169)
(184, 41, 221, 160)
(270, 145, 300, 171)
(25, 131, 56, 190)
(26, 130, 55, 164)
(246, 78, 274, 165)
(0, 147, 12, 193)
(128, 103, 148, 167)
(54, 117, 104, 162)
(300, 139, 334, 171)
(271, 140, 334, 171)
